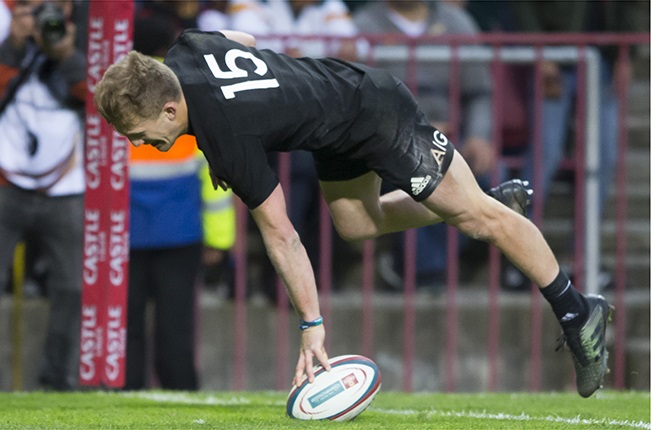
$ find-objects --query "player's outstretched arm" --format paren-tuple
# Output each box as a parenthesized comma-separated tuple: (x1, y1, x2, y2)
(250, 184, 331, 385)
(220, 30, 256, 47)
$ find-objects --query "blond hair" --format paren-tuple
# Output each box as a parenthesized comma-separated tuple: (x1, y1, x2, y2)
(93, 51, 182, 130)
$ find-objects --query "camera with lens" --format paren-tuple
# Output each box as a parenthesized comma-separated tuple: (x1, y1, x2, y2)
(33, 3, 67, 45)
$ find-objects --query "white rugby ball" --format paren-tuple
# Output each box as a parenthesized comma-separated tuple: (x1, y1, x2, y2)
(286, 354, 381, 421)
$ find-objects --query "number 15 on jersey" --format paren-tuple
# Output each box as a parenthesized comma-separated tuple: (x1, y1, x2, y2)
(204, 49, 280, 100)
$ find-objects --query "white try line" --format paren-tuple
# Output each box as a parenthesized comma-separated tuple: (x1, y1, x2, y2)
(118, 392, 650, 429)
(372, 407, 651, 429)
(119, 391, 252, 406)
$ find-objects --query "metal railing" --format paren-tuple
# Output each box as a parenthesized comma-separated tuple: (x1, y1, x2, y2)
(7, 32, 646, 393)
(225, 32, 648, 392)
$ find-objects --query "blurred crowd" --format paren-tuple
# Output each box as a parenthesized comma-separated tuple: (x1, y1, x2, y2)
(0, 0, 644, 391)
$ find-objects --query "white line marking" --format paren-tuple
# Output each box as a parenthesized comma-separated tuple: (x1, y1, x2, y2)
(118, 392, 650, 429)
(119, 392, 251, 406)
(371, 407, 651, 429)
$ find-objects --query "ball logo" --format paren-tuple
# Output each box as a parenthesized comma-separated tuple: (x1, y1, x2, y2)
(308, 380, 346, 408)
(341, 373, 359, 389)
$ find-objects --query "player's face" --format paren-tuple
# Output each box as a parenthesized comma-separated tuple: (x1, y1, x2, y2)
(120, 109, 180, 152)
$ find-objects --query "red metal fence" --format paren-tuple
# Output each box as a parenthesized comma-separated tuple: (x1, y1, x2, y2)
(224, 33, 649, 393)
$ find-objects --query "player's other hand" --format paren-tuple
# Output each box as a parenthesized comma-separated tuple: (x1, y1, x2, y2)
(293, 325, 330, 387)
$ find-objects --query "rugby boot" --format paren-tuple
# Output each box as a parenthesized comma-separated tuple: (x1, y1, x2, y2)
(487, 179, 533, 217)
(557, 294, 614, 398)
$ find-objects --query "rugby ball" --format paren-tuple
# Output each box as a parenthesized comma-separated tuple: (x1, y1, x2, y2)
(286, 354, 381, 421)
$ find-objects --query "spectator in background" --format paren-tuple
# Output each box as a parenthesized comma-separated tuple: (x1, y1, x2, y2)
(135, 0, 199, 31)
(125, 16, 236, 390)
(197, 0, 230, 30)
(197, 0, 268, 34)
(501, 1, 636, 291)
(354, 0, 497, 291)
(464, 0, 516, 32)
(260, 0, 357, 60)
(0, 1, 10, 42)
(440, 0, 466, 9)
(0, 0, 85, 390)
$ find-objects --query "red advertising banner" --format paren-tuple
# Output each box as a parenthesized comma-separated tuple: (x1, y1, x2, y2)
(80, 0, 133, 388)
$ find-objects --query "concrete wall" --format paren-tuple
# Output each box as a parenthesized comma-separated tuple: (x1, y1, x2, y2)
(1, 290, 648, 393)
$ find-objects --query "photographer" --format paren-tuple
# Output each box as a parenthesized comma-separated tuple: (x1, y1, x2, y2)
(0, 0, 86, 391)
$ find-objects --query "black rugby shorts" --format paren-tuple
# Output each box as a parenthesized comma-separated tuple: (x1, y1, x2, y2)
(314, 73, 454, 202)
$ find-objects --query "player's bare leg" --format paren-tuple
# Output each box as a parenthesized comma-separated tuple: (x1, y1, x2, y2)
(320, 150, 557, 287)
(321, 151, 610, 397)
(421, 151, 559, 287)
(319, 171, 445, 241)
(423, 152, 612, 397)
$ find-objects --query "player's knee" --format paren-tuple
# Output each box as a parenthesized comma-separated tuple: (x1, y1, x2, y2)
(333, 222, 375, 242)
(458, 205, 509, 244)
(335, 226, 364, 242)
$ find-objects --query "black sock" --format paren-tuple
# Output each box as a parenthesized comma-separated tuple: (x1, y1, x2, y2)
(540, 269, 587, 329)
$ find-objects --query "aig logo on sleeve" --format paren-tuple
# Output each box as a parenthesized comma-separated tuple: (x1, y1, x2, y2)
(433, 130, 448, 146)
(430, 130, 449, 168)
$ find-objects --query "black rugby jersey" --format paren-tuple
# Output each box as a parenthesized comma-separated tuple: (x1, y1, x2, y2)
(164, 30, 379, 209)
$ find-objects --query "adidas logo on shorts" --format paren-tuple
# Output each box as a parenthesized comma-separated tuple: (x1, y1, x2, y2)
(411, 175, 431, 196)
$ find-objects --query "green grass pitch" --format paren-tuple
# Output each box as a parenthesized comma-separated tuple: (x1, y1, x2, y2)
(0, 390, 648, 429)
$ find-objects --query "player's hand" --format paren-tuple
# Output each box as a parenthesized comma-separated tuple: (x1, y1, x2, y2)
(293, 325, 330, 387)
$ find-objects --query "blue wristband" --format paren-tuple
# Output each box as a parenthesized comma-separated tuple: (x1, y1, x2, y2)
(299, 316, 323, 330)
